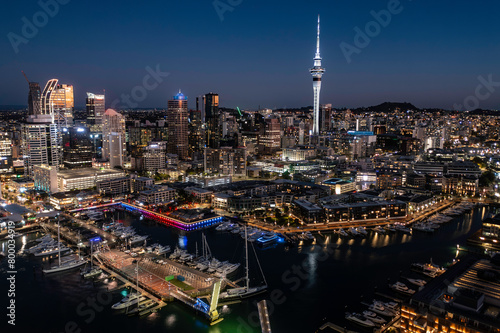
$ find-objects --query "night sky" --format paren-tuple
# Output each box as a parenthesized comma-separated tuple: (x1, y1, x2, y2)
(1, 0, 499, 110)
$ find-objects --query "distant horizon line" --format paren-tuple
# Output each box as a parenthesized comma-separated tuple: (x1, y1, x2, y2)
(0, 103, 498, 112)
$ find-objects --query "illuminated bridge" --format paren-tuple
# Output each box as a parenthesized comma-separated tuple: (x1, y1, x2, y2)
(120, 203, 223, 231)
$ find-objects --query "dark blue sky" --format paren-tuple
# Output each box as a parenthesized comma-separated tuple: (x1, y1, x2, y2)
(1, 0, 499, 110)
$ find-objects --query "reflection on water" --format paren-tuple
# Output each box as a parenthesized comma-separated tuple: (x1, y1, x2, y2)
(0, 206, 491, 333)
(178, 235, 188, 249)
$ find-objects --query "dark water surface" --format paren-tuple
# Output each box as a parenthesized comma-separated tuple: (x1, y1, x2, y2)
(0, 206, 491, 333)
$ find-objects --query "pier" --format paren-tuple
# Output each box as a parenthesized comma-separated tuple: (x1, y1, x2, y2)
(97, 249, 226, 322)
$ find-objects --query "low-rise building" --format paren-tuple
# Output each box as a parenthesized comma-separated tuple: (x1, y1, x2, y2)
(138, 185, 175, 204)
(322, 178, 357, 195)
(57, 168, 126, 192)
(185, 187, 213, 203)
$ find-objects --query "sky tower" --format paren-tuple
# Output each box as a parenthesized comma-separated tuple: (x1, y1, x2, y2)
(310, 15, 325, 136)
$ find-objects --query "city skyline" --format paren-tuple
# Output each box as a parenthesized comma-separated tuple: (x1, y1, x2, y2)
(0, 1, 499, 110)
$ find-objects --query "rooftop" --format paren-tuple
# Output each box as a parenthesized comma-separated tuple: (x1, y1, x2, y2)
(58, 168, 125, 179)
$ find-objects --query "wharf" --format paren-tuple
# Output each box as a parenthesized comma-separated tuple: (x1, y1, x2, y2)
(318, 322, 358, 333)
(0, 224, 41, 240)
(98, 249, 225, 306)
(246, 200, 457, 234)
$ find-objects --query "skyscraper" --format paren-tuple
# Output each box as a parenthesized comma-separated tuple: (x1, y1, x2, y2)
(310, 15, 325, 136)
(23, 78, 60, 176)
(167, 91, 189, 160)
(86, 92, 105, 132)
(204, 93, 220, 149)
(102, 109, 126, 168)
(27, 82, 41, 116)
(62, 127, 93, 169)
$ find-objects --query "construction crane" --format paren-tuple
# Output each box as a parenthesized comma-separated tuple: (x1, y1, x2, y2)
(22, 70, 30, 83)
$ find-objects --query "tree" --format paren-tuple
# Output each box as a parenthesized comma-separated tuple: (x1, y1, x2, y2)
(472, 157, 487, 169)
(479, 170, 496, 187)
(282, 171, 291, 180)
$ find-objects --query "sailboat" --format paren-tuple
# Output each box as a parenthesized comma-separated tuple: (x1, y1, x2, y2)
(43, 219, 87, 274)
(82, 238, 102, 278)
(219, 225, 267, 300)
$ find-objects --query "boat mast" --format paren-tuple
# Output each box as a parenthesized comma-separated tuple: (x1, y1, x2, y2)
(57, 216, 61, 267)
(90, 240, 93, 269)
(245, 224, 249, 290)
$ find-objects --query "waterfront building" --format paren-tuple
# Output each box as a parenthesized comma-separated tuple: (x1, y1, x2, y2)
(57, 167, 125, 192)
(138, 185, 176, 204)
(400, 255, 500, 333)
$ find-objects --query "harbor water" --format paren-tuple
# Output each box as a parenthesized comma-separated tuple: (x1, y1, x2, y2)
(0, 206, 491, 333)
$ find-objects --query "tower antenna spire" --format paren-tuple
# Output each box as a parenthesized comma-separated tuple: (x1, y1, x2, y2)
(316, 15, 321, 59)
(310, 14, 325, 137)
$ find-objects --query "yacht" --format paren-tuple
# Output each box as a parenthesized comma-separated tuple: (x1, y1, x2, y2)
(356, 227, 368, 236)
(256, 233, 278, 246)
(362, 310, 387, 325)
(337, 228, 349, 237)
(369, 301, 397, 317)
(407, 278, 426, 287)
(348, 227, 360, 236)
(219, 226, 267, 300)
(389, 281, 415, 295)
(154, 245, 171, 255)
(112, 293, 146, 310)
(83, 267, 103, 279)
(43, 222, 87, 274)
(195, 259, 210, 271)
(35, 234, 53, 243)
(345, 313, 376, 328)
(394, 224, 412, 234)
(411, 262, 445, 278)
(34, 244, 70, 257)
(27, 239, 57, 254)
(178, 252, 194, 262)
(384, 225, 396, 232)
(129, 235, 148, 245)
(373, 226, 386, 234)
(169, 247, 182, 260)
(411, 223, 434, 233)
(215, 262, 241, 277)
(126, 299, 156, 316)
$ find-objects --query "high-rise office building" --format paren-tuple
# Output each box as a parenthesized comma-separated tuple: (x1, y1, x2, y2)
(167, 91, 189, 160)
(189, 109, 204, 158)
(204, 93, 220, 149)
(320, 104, 332, 132)
(102, 109, 126, 168)
(259, 116, 281, 154)
(310, 15, 325, 137)
(62, 127, 93, 169)
(27, 82, 42, 116)
(86, 92, 105, 132)
(23, 78, 61, 176)
(204, 147, 246, 176)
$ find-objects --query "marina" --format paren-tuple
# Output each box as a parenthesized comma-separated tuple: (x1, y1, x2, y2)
(0, 202, 493, 332)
